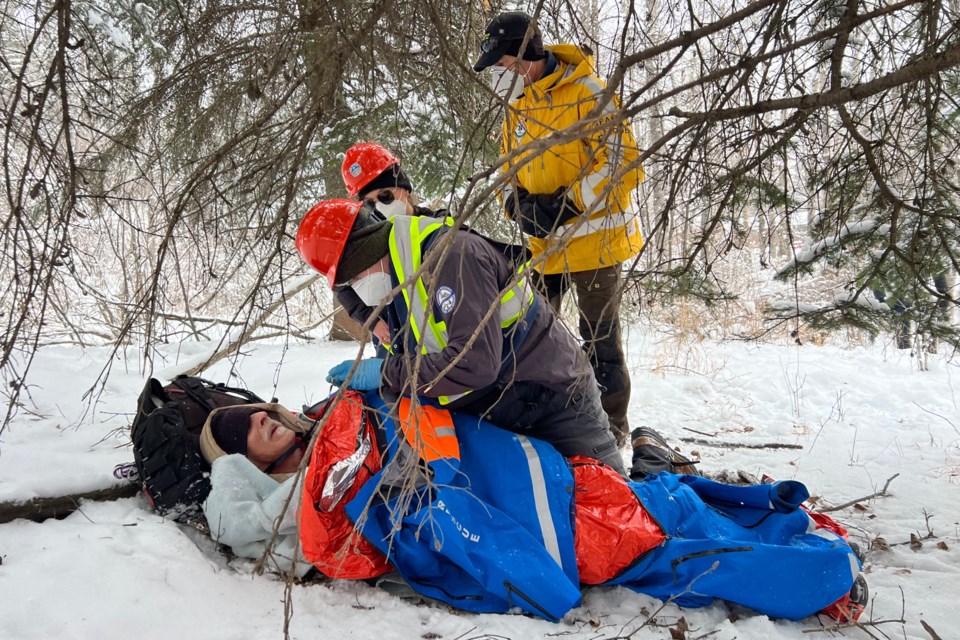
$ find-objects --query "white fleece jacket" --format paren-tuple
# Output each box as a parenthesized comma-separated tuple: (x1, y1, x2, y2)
(203, 453, 312, 577)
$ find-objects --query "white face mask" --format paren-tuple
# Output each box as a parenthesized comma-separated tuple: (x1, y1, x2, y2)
(352, 270, 393, 307)
(489, 66, 526, 102)
(375, 198, 408, 218)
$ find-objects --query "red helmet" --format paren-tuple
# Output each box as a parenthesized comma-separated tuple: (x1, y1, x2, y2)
(296, 199, 362, 286)
(342, 142, 400, 197)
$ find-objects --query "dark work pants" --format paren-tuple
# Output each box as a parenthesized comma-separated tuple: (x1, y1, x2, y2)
(458, 380, 626, 477)
(535, 266, 631, 443)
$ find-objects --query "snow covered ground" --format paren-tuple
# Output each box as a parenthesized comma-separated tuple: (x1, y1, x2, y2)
(0, 331, 957, 640)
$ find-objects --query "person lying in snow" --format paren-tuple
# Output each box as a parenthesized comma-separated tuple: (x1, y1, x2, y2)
(198, 391, 867, 623)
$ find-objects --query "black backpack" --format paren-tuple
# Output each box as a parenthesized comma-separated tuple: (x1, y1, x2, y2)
(130, 375, 267, 523)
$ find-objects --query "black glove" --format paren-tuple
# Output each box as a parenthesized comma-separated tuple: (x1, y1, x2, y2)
(503, 185, 529, 220)
(516, 188, 582, 238)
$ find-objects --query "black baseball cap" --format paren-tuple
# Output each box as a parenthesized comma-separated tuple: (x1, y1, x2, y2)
(473, 11, 546, 72)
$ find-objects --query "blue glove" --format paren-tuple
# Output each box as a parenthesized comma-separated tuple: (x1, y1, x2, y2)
(326, 358, 384, 391)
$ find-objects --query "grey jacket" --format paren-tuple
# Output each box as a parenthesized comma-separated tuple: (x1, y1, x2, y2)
(381, 227, 595, 403)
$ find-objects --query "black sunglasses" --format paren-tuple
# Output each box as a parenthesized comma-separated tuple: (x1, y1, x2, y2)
(363, 190, 396, 208)
(354, 201, 387, 229)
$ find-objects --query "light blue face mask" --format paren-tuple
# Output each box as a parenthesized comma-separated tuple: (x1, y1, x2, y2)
(352, 270, 393, 306)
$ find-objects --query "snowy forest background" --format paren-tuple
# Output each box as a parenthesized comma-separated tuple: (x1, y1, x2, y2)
(3, 0, 960, 430)
(2, 1, 960, 639)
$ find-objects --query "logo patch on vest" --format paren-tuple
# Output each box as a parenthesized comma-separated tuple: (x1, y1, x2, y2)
(436, 286, 457, 316)
(349, 162, 362, 177)
(514, 119, 527, 143)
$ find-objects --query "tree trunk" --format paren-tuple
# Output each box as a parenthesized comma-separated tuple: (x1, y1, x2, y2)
(330, 303, 368, 342)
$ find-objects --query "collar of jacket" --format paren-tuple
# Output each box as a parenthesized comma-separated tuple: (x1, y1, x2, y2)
(413, 204, 448, 218)
(541, 44, 594, 85)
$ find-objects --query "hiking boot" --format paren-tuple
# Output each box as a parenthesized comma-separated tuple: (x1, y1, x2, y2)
(818, 574, 867, 622)
(629, 426, 700, 478)
(848, 574, 868, 609)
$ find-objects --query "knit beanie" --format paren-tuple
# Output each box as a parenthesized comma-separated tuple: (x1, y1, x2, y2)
(335, 219, 393, 285)
(357, 164, 413, 200)
(210, 406, 259, 455)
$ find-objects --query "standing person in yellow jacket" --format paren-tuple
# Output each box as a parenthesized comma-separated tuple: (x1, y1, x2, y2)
(473, 11, 645, 445)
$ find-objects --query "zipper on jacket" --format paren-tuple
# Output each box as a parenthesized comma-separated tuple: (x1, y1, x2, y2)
(504, 580, 559, 622)
(414, 579, 483, 602)
(670, 546, 754, 582)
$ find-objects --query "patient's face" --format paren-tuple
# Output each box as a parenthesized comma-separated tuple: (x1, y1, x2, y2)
(246, 411, 296, 467)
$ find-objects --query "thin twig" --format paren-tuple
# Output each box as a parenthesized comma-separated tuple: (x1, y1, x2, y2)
(819, 474, 900, 513)
(679, 437, 803, 450)
(802, 617, 907, 635)
(682, 426, 718, 437)
(921, 619, 944, 640)
(912, 401, 959, 435)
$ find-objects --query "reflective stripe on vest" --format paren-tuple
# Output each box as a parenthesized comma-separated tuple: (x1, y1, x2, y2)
(552, 208, 639, 241)
(388, 215, 535, 404)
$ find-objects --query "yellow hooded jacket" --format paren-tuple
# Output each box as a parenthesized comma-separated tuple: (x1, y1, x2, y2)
(501, 44, 645, 275)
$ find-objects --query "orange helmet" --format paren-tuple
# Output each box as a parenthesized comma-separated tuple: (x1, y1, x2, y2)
(296, 199, 362, 286)
(342, 142, 400, 197)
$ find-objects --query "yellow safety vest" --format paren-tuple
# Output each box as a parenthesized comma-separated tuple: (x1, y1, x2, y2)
(387, 215, 535, 404)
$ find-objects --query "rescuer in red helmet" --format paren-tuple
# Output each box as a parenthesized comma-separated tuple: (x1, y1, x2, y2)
(296, 198, 628, 476)
(342, 142, 415, 216)
(334, 143, 449, 349)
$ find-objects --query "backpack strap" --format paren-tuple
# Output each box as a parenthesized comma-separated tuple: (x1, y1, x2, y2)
(169, 377, 216, 412)
(170, 375, 267, 408)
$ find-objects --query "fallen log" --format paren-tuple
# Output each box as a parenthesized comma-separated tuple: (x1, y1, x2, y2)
(0, 482, 140, 525)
